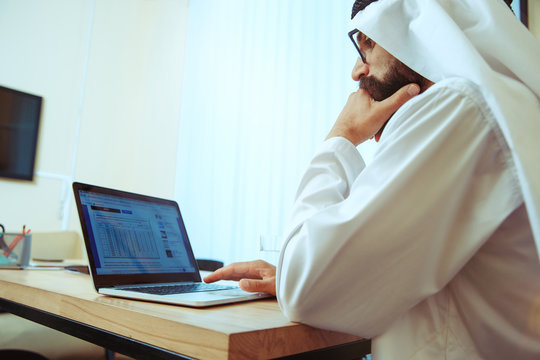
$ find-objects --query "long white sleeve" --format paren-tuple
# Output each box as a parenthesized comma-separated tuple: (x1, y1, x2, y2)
(276, 78, 522, 338)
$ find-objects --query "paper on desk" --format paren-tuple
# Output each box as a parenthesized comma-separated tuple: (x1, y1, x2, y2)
(28, 258, 88, 269)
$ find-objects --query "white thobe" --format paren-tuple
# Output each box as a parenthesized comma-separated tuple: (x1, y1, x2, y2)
(276, 77, 540, 359)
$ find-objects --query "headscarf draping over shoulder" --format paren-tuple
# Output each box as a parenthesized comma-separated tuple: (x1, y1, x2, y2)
(351, 0, 540, 258)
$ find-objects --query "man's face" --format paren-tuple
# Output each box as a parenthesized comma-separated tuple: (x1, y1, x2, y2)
(360, 57, 426, 101)
(353, 33, 428, 101)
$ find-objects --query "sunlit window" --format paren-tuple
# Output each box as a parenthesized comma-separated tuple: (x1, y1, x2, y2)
(175, 0, 376, 265)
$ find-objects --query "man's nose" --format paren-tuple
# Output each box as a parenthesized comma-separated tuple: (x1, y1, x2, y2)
(352, 57, 368, 81)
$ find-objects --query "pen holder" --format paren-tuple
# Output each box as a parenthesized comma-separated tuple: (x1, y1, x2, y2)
(0, 232, 32, 268)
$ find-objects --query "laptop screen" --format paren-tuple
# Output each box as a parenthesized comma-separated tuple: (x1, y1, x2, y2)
(77, 188, 197, 276)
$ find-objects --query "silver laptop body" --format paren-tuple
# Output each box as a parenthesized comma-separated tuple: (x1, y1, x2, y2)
(72, 182, 271, 307)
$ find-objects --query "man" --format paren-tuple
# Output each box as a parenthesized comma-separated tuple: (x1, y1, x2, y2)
(205, 0, 540, 358)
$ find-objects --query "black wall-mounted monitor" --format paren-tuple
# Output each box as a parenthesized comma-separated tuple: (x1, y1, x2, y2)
(0, 85, 42, 181)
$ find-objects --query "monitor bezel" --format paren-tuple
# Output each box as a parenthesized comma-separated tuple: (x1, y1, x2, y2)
(72, 182, 202, 289)
(0, 85, 42, 181)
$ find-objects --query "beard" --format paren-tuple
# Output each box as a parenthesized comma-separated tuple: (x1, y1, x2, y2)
(360, 59, 427, 101)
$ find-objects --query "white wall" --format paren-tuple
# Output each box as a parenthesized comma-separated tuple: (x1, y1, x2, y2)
(0, 0, 189, 233)
(0, 0, 538, 237)
(176, 0, 360, 265)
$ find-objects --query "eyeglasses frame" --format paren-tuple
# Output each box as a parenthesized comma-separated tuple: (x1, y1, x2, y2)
(348, 29, 367, 64)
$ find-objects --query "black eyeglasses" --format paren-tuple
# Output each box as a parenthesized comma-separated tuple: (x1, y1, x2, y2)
(348, 29, 367, 64)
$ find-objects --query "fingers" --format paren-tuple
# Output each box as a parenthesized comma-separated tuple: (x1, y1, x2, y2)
(368, 83, 419, 143)
(204, 260, 277, 295)
(203, 262, 250, 283)
(327, 83, 420, 146)
(203, 260, 275, 283)
(239, 278, 276, 296)
(202, 269, 226, 283)
(378, 83, 420, 118)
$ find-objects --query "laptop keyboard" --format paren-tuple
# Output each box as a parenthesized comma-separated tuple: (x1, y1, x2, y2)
(122, 283, 238, 295)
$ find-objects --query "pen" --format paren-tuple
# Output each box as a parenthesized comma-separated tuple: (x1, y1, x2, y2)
(2, 227, 30, 259)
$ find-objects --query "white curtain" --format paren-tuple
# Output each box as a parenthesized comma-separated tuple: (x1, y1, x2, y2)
(175, 0, 376, 265)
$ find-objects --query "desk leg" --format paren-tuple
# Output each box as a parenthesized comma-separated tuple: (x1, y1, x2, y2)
(106, 349, 115, 360)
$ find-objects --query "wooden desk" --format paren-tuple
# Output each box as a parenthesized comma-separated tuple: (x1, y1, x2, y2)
(0, 270, 368, 359)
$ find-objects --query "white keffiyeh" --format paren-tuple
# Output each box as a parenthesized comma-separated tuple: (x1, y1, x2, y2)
(351, 0, 540, 258)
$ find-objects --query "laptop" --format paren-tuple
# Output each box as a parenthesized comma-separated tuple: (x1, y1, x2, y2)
(72, 182, 272, 307)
